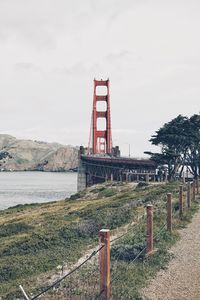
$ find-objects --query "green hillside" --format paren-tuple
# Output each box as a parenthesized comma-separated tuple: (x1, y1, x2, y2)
(0, 181, 198, 299)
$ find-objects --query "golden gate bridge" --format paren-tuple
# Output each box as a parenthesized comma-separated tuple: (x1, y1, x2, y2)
(77, 79, 156, 191)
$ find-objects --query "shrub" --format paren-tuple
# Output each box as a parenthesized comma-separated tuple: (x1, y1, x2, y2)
(136, 182, 149, 190)
(111, 243, 145, 261)
(98, 188, 117, 198)
(0, 222, 33, 238)
(0, 265, 17, 282)
(69, 192, 81, 200)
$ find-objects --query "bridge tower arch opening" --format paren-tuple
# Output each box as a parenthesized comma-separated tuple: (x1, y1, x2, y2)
(91, 79, 112, 155)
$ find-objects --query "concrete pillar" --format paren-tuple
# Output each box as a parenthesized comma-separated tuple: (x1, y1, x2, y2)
(77, 160, 86, 191)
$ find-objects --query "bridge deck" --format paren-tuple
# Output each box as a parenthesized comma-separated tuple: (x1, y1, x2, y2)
(78, 155, 157, 190)
(81, 155, 156, 169)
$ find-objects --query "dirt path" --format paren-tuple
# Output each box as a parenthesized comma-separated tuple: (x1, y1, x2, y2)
(141, 206, 200, 300)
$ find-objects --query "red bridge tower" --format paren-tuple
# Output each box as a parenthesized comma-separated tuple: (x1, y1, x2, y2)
(91, 79, 112, 154)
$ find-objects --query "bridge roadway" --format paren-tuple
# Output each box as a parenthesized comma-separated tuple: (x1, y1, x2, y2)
(77, 155, 157, 191)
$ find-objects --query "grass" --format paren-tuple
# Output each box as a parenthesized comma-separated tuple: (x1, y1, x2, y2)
(110, 192, 200, 299)
(110, 219, 179, 299)
(0, 181, 198, 299)
(48, 183, 200, 300)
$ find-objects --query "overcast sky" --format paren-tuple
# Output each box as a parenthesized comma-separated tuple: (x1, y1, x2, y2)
(0, 0, 200, 157)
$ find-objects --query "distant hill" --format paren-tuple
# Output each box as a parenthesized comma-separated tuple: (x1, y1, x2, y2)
(0, 134, 78, 171)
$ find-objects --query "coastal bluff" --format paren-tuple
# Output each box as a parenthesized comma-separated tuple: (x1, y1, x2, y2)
(0, 134, 78, 172)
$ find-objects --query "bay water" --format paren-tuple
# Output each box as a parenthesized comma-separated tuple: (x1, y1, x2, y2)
(0, 171, 77, 210)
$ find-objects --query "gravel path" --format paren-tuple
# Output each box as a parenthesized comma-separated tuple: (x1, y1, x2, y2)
(141, 206, 200, 300)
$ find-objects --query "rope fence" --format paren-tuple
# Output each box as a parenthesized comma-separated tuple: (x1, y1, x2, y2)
(19, 178, 200, 300)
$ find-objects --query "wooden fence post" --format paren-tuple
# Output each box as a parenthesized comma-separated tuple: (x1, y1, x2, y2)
(99, 229, 110, 300)
(146, 204, 153, 254)
(164, 170, 168, 182)
(167, 193, 172, 232)
(187, 182, 191, 208)
(146, 174, 149, 183)
(179, 185, 183, 217)
(196, 178, 199, 195)
(192, 181, 196, 201)
(182, 172, 185, 184)
(110, 173, 113, 182)
(126, 173, 129, 183)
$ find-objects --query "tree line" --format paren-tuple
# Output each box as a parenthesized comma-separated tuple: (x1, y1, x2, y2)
(145, 114, 200, 180)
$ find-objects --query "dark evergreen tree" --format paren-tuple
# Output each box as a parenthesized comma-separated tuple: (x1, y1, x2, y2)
(145, 114, 200, 180)
(185, 114, 200, 178)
